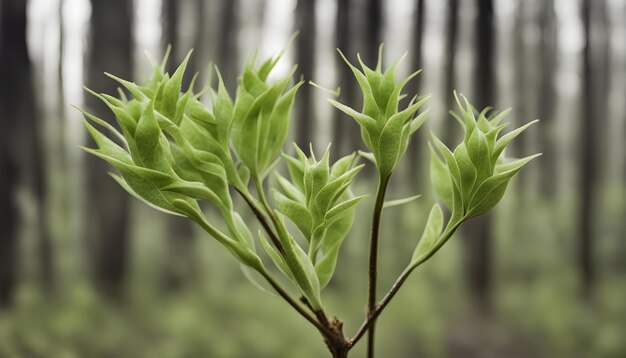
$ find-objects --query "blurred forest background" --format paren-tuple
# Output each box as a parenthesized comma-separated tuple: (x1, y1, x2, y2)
(1, 0, 625, 356)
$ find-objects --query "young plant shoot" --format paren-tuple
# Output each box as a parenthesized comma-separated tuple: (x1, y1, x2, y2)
(79, 44, 538, 358)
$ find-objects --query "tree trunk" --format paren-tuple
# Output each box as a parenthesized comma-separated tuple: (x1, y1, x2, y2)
(537, 0, 557, 196)
(362, 0, 382, 66)
(295, 0, 316, 148)
(0, 0, 49, 306)
(87, 0, 133, 299)
(407, 0, 426, 177)
(579, 0, 595, 296)
(217, 0, 239, 92)
(163, 0, 179, 72)
(463, 0, 495, 312)
(333, 0, 358, 156)
(512, 1, 528, 162)
(442, 0, 459, 146)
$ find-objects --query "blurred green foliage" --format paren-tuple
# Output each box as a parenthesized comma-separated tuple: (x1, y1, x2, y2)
(1, 183, 625, 357)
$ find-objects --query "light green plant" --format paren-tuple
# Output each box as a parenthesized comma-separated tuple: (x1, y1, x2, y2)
(79, 44, 538, 358)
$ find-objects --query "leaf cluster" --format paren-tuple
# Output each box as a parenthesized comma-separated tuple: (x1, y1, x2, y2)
(79, 41, 540, 355)
(329, 47, 430, 178)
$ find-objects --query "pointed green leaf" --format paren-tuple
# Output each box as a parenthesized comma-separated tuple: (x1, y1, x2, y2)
(411, 204, 444, 266)
(383, 194, 421, 211)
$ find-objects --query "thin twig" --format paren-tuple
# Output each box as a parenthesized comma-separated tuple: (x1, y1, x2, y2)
(236, 188, 284, 254)
(350, 222, 463, 348)
(351, 266, 413, 346)
(366, 174, 390, 358)
(260, 270, 334, 338)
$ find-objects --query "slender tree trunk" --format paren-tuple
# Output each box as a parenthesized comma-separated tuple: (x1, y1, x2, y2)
(295, 0, 316, 148)
(512, 1, 528, 162)
(217, 0, 239, 92)
(0, 0, 49, 306)
(537, 0, 557, 196)
(579, 0, 595, 296)
(464, 0, 495, 312)
(192, 0, 207, 77)
(333, 0, 357, 156)
(442, 0, 459, 146)
(0, 0, 21, 303)
(87, 0, 133, 299)
(362, 0, 382, 66)
(592, 0, 610, 192)
(163, 0, 179, 71)
(407, 0, 425, 176)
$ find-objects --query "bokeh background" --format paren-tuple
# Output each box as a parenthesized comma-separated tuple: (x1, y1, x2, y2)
(1, 0, 625, 356)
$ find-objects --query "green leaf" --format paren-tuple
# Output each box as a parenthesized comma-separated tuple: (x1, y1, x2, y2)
(82, 119, 132, 164)
(75, 105, 126, 145)
(495, 153, 542, 174)
(330, 152, 357, 179)
(240, 265, 276, 297)
(337, 49, 378, 118)
(103, 73, 147, 101)
(161, 181, 224, 208)
(283, 153, 305, 191)
(84, 148, 180, 214)
(377, 108, 407, 176)
(271, 213, 323, 309)
(492, 119, 539, 160)
(261, 81, 303, 170)
(325, 195, 367, 225)
(411, 204, 444, 266)
(357, 150, 376, 165)
(231, 212, 255, 250)
(315, 164, 362, 213)
(212, 68, 234, 144)
(327, 99, 378, 134)
(162, 51, 192, 118)
(258, 231, 293, 279)
(383, 194, 421, 211)
(135, 101, 171, 172)
(429, 142, 453, 210)
(109, 173, 182, 216)
(315, 205, 356, 288)
(273, 190, 313, 239)
(275, 174, 304, 202)
(453, 143, 477, 204)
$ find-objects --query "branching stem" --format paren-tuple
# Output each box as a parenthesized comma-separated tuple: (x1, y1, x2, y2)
(259, 270, 333, 337)
(351, 221, 463, 347)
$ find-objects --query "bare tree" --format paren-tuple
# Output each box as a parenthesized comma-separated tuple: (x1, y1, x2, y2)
(86, 0, 133, 298)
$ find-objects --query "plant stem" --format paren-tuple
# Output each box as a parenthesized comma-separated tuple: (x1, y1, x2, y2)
(236, 188, 284, 253)
(254, 177, 349, 357)
(253, 175, 285, 231)
(366, 174, 390, 358)
(259, 269, 332, 337)
(350, 221, 463, 347)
